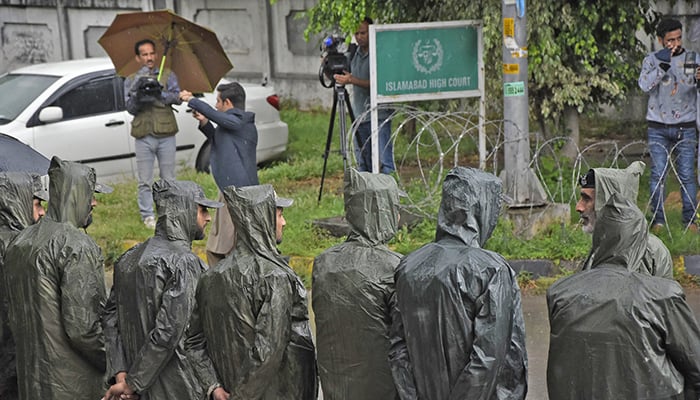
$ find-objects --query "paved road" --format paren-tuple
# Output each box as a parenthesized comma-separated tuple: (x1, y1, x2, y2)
(104, 272, 700, 399)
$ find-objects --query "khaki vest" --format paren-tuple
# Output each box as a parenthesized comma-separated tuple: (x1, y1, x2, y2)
(131, 101, 178, 138)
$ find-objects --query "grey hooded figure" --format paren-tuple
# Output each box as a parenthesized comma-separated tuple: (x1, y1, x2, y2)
(102, 180, 224, 399)
(190, 184, 318, 400)
(548, 194, 700, 399)
(3, 157, 109, 400)
(313, 168, 402, 399)
(0, 172, 45, 400)
(389, 167, 528, 400)
(579, 161, 672, 278)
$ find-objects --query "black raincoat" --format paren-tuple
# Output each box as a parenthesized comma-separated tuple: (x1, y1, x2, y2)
(547, 194, 700, 399)
(103, 180, 220, 399)
(312, 168, 401, 399)
(190, 184, 318, 400)
(0, 172, 37, 400)
(3, 157, 107, 400)
(389, 167, 528, 400)
(581, 161, 673, 278)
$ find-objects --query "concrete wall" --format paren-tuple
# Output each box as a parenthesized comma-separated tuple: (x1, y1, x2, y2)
(0, 0, 329, 107)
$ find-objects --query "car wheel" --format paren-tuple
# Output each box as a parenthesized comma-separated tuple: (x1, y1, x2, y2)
(195, 141, 211, 173)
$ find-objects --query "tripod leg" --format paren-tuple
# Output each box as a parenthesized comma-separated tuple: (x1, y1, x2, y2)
(345, 91, 355, 123)
(318, 89, 339, 203)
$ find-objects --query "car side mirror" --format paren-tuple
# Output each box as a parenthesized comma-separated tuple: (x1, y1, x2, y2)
(38, 106, 63, 123)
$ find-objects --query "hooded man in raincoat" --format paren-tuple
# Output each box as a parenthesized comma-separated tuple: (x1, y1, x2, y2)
(389, 167, 528, 400)
(577, 161, 673, 278)
(312, 168, 401, 399)
(190, 184, 318, 400)
(3, 156, 112, 400)
(547, 194, 700, 399)
(102, 180, 227, 400)
(0, 172, 47, 400)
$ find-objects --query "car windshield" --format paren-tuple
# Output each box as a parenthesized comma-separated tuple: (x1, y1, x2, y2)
(0, 74, 59, 125)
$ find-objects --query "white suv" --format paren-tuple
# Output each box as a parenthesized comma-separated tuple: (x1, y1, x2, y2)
(0, 58, 288, 180)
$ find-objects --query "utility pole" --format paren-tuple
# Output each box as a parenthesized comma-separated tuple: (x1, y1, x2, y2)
(501, 0, 546, 206)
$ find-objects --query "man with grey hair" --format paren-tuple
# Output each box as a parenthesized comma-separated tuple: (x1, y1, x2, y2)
(576, 161, 673, 279)
(180, 82, 259, 266)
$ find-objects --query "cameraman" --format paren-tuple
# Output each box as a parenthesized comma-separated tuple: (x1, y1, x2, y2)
(638, 18, 700, 231)
(124, 39, 181, 229)
(334, 17, 395, 174)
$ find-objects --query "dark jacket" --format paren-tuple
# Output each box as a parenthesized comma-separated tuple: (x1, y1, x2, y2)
(103, 180, 219, 399)
(312, 168, 402, 399)
(191, 184, 317, 400)
(389, 167, 528, 400)
(3, 158, 107, 400)
(0, 172, 37, 400)
(547, 195, 700, 400)
(188, 97, 259, 190)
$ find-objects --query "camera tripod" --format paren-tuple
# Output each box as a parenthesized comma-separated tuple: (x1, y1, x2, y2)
(318, 83, 356, 203)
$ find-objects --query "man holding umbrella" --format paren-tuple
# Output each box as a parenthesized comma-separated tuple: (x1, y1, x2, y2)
(100, 11, 234, 230)
(124, 39, 181, 229)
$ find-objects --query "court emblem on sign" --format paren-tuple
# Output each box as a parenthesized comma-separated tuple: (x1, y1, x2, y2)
(412, 39, 443, 74)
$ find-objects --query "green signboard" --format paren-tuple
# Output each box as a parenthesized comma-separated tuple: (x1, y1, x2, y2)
(374, 24, 480, 98)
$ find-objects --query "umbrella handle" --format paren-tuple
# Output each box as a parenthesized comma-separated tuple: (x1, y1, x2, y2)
(158, 55, 167, 84)
(158, 22, 176, 85)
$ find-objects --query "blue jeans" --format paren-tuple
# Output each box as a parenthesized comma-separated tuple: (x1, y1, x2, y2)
(354, 118, 395, 174)
(648, 125, 698, 225)
(135, 134, 176, 219)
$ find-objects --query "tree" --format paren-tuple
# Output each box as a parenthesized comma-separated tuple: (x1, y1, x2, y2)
(303, 0, 662, 148)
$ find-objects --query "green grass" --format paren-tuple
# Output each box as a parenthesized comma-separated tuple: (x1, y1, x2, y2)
(88, 107, 700, 291)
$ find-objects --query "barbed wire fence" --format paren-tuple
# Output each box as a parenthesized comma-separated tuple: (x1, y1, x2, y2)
(345, 104, 699, 238)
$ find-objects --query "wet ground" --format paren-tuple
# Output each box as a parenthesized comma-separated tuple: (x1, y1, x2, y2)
(103, 272, 700, 399)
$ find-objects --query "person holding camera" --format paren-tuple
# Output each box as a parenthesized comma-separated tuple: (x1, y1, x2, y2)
(333, 17, 395, 174)
(638, 18, 700, 232)
(124, 39, 182, 229)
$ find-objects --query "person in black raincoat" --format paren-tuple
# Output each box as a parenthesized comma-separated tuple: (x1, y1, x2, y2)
(0, 172, 47, 400)
(389, 166, 528, 400)
(102, 180, 227, 400)
(312, 168, 401, 399)
(189, 184, 318, 400)
(576, 161, 672, 278)
(547, 194, 700, 400)
(3, 156, 112, 400)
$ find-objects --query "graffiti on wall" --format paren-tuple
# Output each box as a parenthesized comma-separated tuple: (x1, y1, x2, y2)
(1, 23, 56, 69)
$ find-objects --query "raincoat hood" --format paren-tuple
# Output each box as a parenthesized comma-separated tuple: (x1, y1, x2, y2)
(344, 168, 400, 245)
(592, 161, 645, 213)
(195, 184, 318, 399)
(153, 180, 214, 244)
(3, 160, 107, 399)
(590, 194, 648, 271)
(0, 172, 36, 234)
(580, 161, 671, 278)
(435, 167, 502, 247)
(46, 156, 96, 228)
(224, 184, 280, 259)
(312, 168, 402, 400)
(102, 182, 218, 399)
(547, 193, 700, 399)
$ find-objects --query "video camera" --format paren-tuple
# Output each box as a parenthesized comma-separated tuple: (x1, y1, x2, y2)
(135, 76, 163, 103)
(683, 51, 700, 89)
(319, 35, 354, 88)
